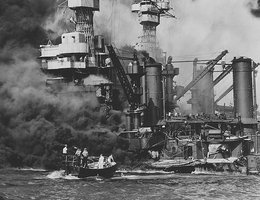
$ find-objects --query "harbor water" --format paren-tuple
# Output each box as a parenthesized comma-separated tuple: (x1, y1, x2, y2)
(0, 169, 260, 200)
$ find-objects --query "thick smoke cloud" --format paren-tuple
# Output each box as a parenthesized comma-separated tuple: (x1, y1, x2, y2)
(248, 0, 260, 17)
(0, 54, 127, 168)
(0, 0, 57, 61)
(0, 56, 128, 168)
(94, 0, 140, 47)
(0, 0, 130, 169)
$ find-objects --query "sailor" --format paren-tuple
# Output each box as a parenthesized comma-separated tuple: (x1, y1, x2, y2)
(107, 155, 114, 165)
(217, 144, 230, 158)
(105, 58, 111, 67)
(63, 144, 68, 167)
(98, 154, 104, 169)
(75, 148, 82, 166)
(148, 150, 159, 160)
(81, 148, 89, 168)
(84, 55, 88, 65)
(75, 148, 82, 156)
(63, 144, 68, 155)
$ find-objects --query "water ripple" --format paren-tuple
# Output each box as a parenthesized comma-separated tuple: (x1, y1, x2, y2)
(0, 169, 260, 200)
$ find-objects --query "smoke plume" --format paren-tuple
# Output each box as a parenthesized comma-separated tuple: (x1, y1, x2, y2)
(0, 53, 127, 168)
(94, 0, 139, 47)
(0, 0, 130, 169)
(248, 0, 260, 17)
(0, 0, 57, 58)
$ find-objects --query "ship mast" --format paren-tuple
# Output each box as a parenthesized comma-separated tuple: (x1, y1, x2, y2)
(132, 0, 173, 59)
(68, 0, 99, 56)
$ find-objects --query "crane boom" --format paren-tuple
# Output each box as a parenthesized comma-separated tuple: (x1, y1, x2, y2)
(175, 50, 228, 101)
(213, 65, 233, 86)
(215, 85, 233, 104)
(106, 45, 137, 108)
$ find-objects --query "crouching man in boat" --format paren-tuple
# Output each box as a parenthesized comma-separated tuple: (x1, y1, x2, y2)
(148, 150, 159, 161)
(107, 155, 115, 166)
(81, 148, 89, 168)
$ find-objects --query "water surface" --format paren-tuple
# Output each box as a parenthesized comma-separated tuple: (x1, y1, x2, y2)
(0, 169, 259, 200)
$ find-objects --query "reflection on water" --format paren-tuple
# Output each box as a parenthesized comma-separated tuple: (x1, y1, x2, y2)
(0, 169, 260, 200)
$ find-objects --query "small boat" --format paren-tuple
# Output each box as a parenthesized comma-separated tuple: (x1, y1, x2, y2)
(148, 159, 199, 173)
(78, 161, 117, 178)
(64, 155, 117, 178)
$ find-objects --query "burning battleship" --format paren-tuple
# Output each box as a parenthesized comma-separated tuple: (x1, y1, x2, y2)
(39, 0, 260, 175)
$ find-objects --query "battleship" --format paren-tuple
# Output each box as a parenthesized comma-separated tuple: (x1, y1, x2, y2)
(39, 0, 260, 176)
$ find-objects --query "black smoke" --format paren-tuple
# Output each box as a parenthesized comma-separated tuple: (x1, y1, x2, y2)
(0, 0, 132, 170)
(249, 0, 260, 17)
(0, 0, 58, 61)
(0, 0, 55, 168)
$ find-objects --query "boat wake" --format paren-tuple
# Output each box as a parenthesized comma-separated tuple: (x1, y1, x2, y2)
(117, 169, 175, 175)
(110, 169, 176, 180)
(47, 170, 65, 179)
(47, 170, 79, 180)
(111, 173, 176, 180)
(192, 168, 246, 176)
(14, 168, 48, 172)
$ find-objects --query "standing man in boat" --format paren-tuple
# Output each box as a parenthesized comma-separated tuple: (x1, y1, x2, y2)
(75, 147, 82, 167)
(82, 148, 89, 168)
(63, 144, 70, 174)
(98, 154, 104, 169)
(63, 144, 68, 161)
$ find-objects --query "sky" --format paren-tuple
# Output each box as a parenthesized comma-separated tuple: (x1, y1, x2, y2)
(157, 0, 260, 110)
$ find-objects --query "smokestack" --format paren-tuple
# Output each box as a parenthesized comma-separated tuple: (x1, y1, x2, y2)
(232, 57, 254, 120)
(162, 56, 178, 114)
(232, 57, 257, 136)
(189, 59, 214, 114)
(144, 63, 163, 125)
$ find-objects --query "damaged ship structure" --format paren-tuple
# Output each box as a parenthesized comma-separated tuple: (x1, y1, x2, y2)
(39, 0, 260, 175)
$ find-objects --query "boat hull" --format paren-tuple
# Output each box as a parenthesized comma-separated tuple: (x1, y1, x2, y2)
(78, 164, 117, 178)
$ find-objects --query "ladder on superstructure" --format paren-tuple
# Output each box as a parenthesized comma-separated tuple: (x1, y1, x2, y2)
(107, 45, 138, 109)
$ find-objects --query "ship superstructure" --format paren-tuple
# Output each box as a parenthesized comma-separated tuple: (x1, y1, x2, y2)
(110, 0, 260, 172)
(132, 0, 173, 60)
(39, 0, 116, 107)
(39, 1, 260, 174)
(40, 0, 110, 83)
